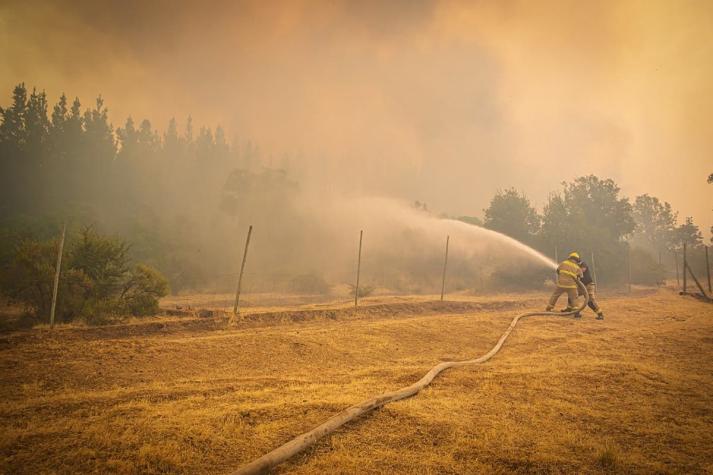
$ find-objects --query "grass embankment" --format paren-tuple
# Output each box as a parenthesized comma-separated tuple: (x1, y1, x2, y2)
(1, 289, 712, 473)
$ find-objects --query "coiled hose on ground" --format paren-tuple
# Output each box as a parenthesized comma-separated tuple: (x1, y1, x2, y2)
(232, 281, 590, 475)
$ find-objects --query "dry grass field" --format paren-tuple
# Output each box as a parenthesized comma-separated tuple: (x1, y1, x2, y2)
(1, 288, 713, 474)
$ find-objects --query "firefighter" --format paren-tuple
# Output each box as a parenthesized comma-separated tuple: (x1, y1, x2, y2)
(546, 251, 583, 314)
(574, 259, 604, 320)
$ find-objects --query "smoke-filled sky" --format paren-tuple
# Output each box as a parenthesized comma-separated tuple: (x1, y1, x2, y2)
(1, 0, 711, 236)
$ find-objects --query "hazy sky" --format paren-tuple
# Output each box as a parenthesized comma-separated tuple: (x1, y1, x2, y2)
(1, 0, 711, 236)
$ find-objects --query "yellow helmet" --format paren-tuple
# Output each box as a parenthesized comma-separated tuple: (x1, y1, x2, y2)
(568, 251, 581, 261)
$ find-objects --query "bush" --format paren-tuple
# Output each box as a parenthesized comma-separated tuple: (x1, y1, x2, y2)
(289, 273, 330, 294)
(0, 238, 93, 323)
(0, 227, 169, 324)
(120, 264, 169, 316)
(68, 227, 130, 299)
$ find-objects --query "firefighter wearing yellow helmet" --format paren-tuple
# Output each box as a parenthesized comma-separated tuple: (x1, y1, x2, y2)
(546, 251, 583, 315)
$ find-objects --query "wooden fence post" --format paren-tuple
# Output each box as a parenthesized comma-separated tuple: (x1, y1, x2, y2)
(354, 230, 363, 308)
(684, 261, 711, 300)
(706, 245, 711, 293)
(683, 243, 687, 293)
(590, 252, 599, 287)
(627, 246, 632, 293)
(440, 235, 449, 301)
(233, 225, 253, 315)
(674, 251, 680, 288)
(49, 222, 67, 329)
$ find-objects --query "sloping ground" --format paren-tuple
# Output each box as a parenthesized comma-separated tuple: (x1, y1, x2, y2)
(1, 289, 712, 473)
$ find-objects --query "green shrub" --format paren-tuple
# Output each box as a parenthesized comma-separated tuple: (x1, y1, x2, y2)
(1, 238, 58, 321)
(0, 238, 93, 323)
(68, 227, 130, 299)
(0, 227, 169, 324)
(120, 264, 169, 316)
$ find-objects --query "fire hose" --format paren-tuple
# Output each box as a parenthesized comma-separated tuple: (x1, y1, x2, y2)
(232, 280, 590, 474)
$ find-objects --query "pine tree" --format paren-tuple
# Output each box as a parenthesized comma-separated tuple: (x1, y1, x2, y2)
(164, 117, 179, 153)
(80, 96, 116, 205)
(0, 84, 28, 211)
(0, 83, 28, 147)
(183, 115, 193, 146)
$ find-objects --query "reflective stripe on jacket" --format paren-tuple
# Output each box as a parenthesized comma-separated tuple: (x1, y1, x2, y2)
(556, 259, 582, 288)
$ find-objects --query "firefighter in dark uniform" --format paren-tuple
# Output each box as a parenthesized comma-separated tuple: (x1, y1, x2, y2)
(575, 259, 604, 320)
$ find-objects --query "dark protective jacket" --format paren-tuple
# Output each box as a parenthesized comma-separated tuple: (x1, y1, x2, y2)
(579, 261, 594, 285)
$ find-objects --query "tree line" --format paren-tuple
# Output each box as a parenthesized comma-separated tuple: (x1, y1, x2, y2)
(470, 176, 710, 286)
(0, 83, 271, 219)
(0, 82, 292, 325)
(1, 82, 711, 326)
(0, 83, 289, 293)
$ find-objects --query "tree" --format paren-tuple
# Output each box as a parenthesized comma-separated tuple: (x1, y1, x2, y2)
(0, 83, 28, 147)
(540, 175, 635, 283)
(182, 115, 194, 147)
(116, 116, 139, 164)
(163, 117, 179, 154)
(24, 88, 50, 165)
(631, 194, 677, 254)
(0, 84, 29, 213)
(0, 237, 91, 323)
(68, 226, 130, 300)
(196, 126, 215, 161)
(542, 176, 635, 246)
(116, 117, 161, 200)
(483, 188, 540, 244)
(215, 126, 229, 161)
(0, 82, 320, 296)
(77, 96, 116, 206)
(629, 247, 666, 285)
(47, 94, 83, 210)
(82, 96, 115, 161)
(672, 217, 703, 249)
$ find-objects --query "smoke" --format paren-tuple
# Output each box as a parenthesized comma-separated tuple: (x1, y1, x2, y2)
(211, 191, 555, 294)
(1, 0, 711, 235)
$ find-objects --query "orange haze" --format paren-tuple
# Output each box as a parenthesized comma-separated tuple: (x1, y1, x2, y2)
(1, 0, 711, 236)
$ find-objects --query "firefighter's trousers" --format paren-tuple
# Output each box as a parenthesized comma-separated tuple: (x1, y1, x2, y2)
(547, 286, 578, 309)
(578, 283, 601, 314)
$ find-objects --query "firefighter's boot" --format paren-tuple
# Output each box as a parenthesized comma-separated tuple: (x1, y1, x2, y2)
(561, 306, 577, 315)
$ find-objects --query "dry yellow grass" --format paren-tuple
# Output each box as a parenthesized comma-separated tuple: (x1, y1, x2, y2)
(1, 288, 712, 474)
